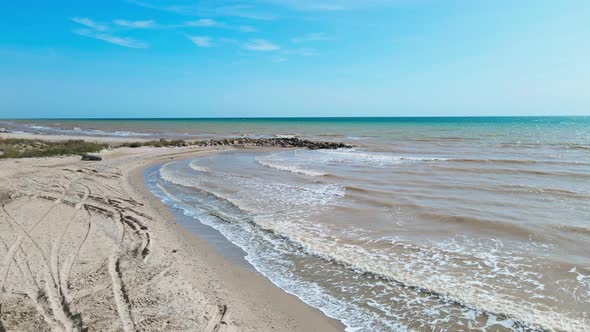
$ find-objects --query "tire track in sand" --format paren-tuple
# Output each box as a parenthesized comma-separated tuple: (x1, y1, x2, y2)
(0, 175, 83, 331)
(108, 212, 136, 332)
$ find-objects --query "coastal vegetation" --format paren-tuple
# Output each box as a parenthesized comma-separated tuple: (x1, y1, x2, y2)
(0, 138, 107, 159)
(120, 138, 190, 148)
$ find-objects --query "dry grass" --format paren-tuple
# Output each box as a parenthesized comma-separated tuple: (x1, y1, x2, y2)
(120, 138, 189, 148)
(0, 138, 107, 159)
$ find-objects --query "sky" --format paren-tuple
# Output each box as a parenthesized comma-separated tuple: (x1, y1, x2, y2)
(0, 0, 589, 118)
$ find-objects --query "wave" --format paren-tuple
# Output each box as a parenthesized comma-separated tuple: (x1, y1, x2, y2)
(417, 212, 535, 238)
(255, 149, 451, 172)
(501, 185, 589, 197)
(432, 163, 590, 179)
(498, 142, 590, 151)
(451, 158, 540, 165)
(269, 228, 585, 331)
(148, 180, 396, 331)
(450, 158, 590, 167)
(567, 144, 590, 150)
(153, 173, 493, 330)
(188, 161, 210, 173)
(554, 224, 590, 236)
(316, 149, 449, 165)
(16, 123, 154, 137)
(161, 178, 583, 331)
(153, 158, 589, 331)
(256, 158, 327, 177)
(256, 149, 451, 176)
(273, 134, 299, 138)
(160, 161, 344, 208)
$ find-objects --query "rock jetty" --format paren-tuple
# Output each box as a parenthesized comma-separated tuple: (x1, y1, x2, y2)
(193, 137, 352, 150)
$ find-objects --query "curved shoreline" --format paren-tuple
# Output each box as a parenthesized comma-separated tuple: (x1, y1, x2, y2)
(124, 146, 345, 331)
(0, 142, 344, 331)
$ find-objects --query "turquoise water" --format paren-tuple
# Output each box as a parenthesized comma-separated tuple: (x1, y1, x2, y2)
(3, 117, 590, 145)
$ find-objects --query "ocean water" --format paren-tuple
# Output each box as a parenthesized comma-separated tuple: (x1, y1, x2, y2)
(6, 117, 590, 330)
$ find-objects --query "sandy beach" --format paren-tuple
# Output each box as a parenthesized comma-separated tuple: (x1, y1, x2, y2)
(0, 134, 343, 331)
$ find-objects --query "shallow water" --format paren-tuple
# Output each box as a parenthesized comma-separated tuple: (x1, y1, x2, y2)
(7, 117, 590, 330)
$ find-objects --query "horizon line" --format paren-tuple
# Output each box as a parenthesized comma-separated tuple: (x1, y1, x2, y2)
(2, 115, 589, 121)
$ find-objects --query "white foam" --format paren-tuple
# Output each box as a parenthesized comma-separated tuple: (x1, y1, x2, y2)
(150, 174, 529, 331)
(29, 125, 47, 130)
(316, 149, 449, 166)
(20, 123, 153, 137)
(155, 157, 590, 332)
(256, 158, 327, 177)
(148, 177, 406, 331)
(257, 149, 449, 176)
(188, 161, 210, 173)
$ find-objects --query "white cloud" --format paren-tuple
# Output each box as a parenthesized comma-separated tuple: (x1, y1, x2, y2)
(71, 16, 148, 48)
(262, 0, 394, 11)
(189, 36, 213, 47)
(71, 17, 107, 31)
(285, 48, 316, 56)
(113, 19, 155, 28)
(129, 0, 200, 16)
(292, 32, 329, 43)
(185, 19, 217, 27)
(74, 29, 148, 48)
(216, 5, 275, 20)
(243, 39, 280, 51)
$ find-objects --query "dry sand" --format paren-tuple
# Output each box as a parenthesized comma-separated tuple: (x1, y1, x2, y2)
(0, 139, 343, 331)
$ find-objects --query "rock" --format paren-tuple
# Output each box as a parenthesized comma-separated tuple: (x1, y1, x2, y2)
(81, 154, 102, 161)
(191, 137, 352, 150)
(0, 128, 9, 133)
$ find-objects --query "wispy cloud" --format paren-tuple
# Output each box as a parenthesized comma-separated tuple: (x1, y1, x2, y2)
(285, 48, 316, 56)
(188, 36, 213, 47)
(130, 0, 275, 20)
(72, 17, 148, 48)
(71, 17, 107, 31)
(113, 19, 155, 28)
(127, 0, 199, 16)
(243, 39, 280, 51)
(185, 18, 218, 27)
(216, 5, 276, 21)
(262, 0, 394, 11)
(292, 32, 329, 43)
(74, 29, 148, 48)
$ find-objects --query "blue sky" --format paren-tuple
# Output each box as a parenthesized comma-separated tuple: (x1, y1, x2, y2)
(0, 0, 589, 118)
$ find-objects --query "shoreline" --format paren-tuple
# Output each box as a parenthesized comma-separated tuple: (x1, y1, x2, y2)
(0, 138, 344, 331)
(127, 148, 345, 331)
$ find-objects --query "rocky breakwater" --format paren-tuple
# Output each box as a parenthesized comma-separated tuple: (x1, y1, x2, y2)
(194, 137, 352, 150)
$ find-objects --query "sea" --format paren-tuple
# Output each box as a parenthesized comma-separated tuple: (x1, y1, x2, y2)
(2, 117, 589, 331)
